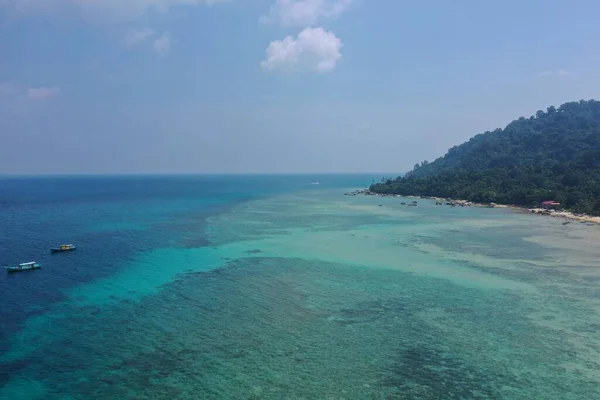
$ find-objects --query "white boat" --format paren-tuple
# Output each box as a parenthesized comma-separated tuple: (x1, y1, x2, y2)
(5, 262, 41, 272)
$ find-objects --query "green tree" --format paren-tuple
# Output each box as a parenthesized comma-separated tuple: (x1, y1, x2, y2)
(370, 100, 600, 215)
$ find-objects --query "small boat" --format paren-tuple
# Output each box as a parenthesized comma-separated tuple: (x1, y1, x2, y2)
(5, 262, 41, 272)
(51, 244, 77, 253)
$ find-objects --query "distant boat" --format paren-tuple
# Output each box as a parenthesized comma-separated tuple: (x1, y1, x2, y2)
(309, 182, 320, 185)
(5, 262, 41, 272)
(51, 244, 77, 253)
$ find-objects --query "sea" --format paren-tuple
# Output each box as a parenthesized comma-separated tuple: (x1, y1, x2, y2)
(0, 175, 599, 400)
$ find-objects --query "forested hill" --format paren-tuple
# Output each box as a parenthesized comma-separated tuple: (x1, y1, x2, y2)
(371, 100, 600, 215)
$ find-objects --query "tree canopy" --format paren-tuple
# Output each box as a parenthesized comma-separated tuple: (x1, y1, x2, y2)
(371, 100, 600, 215)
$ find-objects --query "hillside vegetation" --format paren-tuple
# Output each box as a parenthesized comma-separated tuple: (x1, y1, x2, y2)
(371, 100, 600, 215)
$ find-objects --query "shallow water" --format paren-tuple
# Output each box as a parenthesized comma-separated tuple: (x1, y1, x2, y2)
(1, 177, 599, 399)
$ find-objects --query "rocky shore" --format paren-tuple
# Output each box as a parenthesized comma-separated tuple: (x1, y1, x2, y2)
(345, 190, 489, 208)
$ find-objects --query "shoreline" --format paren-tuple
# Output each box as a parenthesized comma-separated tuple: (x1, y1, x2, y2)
(350, 189, 600, 225)
(510, 206, 600, 225)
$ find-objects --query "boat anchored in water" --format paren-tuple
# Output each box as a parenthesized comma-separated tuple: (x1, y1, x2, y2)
(5, 262, 41, 272)
(51, 244, 77, 253)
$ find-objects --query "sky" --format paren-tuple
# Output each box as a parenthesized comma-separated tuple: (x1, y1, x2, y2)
(1, 0, 600, 175)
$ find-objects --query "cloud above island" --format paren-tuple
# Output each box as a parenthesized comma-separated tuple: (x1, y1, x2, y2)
(4, 0, 354, 70)
(259, 1, 351, 74)
(261, 27, 343, 73)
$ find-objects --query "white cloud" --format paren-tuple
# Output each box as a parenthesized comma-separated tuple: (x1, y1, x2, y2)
(154, 33, 172, 56)
(261, 27, 342, 73)
(27, 86, 61, 100)
(125, 28, 155, 45)
(261, 0, 352, 26)
(536, 69, 569, 78)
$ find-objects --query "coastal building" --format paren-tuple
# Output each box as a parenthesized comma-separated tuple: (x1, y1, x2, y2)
(541, 201, 561, 209)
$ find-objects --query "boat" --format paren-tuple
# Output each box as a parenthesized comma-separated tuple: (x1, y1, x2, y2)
(51, 244, 77, 253)
(5, 262, 41, 272)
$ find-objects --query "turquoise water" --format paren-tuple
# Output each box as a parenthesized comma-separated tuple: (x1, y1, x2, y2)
(1, 176, 599, 399)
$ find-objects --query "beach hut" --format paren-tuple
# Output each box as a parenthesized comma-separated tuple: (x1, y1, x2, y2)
(541, 201, 561, 210)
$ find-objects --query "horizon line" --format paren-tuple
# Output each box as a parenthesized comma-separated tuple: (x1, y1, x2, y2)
(0, 172, 404, 178)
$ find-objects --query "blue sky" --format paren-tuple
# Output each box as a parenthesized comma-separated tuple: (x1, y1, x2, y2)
(1, 0, 600, 174)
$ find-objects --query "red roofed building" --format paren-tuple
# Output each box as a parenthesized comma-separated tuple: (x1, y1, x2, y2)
(541, 201, 561, 209)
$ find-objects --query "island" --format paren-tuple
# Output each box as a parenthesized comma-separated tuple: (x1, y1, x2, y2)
(370, 100, 600, 216)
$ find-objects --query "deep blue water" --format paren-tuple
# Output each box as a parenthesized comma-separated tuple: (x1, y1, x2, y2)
(0, 175, 372, 356)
